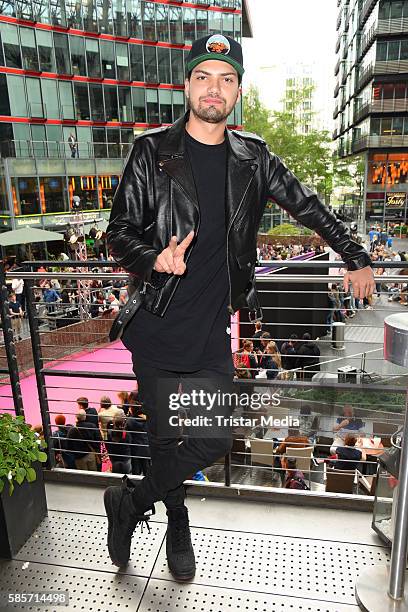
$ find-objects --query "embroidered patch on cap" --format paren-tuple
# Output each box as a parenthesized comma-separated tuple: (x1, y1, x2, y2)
(206, 34, 231, 55)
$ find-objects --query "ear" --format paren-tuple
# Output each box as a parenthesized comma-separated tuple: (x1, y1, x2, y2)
(185, 77, 190, 99)
(236, 84, 242, 105)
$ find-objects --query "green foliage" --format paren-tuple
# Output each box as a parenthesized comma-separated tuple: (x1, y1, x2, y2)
(292, 388, 405, 413)
(267, 223, 314, 236)
(243, 84, 359, 205)
(0, 414, 47, 496)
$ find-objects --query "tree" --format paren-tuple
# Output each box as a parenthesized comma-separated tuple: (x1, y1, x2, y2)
(243, 84, 357, 206)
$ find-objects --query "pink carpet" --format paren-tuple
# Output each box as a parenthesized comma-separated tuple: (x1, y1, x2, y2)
(1, 311, 240, 426)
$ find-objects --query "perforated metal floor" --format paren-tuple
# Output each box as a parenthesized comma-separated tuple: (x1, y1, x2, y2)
(152, 527, 388, 605)
(0, 561, 146, 611)
(15, 510, 167, 577)
(138, 579, 358, 612)
(0, 505, 387, 611)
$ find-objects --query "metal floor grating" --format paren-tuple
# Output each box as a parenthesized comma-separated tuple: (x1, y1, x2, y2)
(0, 561, 146, 611)
(151, 527, 389, 605)
(14, 510, 167, 577)
(137, 579, 359, 612)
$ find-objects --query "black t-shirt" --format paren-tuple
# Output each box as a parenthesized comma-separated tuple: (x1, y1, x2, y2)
(123, 129, 233, 373)
(9, 301, 21, 314)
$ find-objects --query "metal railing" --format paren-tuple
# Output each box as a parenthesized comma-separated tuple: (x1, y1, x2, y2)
(2, 259, 408, 505)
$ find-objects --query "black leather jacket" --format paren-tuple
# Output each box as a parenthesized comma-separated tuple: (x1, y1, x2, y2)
(107, 111, 371, 319)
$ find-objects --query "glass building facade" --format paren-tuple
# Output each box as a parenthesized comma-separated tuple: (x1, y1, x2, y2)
(0, 0, 250, 230)
(334, 0, 408, 226)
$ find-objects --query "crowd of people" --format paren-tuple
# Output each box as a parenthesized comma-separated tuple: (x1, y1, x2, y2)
(257, 241, 325, 262)
(45, 393, 150, 475)
(234, 321, 321, 381)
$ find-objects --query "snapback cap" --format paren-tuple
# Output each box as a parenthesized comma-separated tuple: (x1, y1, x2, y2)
(186, 34, 244, 78)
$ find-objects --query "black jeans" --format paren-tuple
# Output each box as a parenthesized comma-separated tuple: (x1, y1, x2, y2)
(131, 356, 235, 510)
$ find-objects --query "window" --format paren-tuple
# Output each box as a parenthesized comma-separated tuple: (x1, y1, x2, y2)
(92, 128, 107, 157)
(101, 40, 116, 78)
(142, 2, 156, 40)
(113, 0, 127, 36)
(37, 30, 54, 72)
(49, 0, 67, 27)
(156, 3, 169, 42)
(66, 0, 82, 28)
(89, 83, 105, 120)
(0, 74, 10, 115)
(54, 33, 71, 74)
(118, 86, 132, 122)
(41, 79, 59, 119)
(208, 11, 221, 35)
(83, 0, 97, 31)
(391, 1, 404, 19)
(15, 0, 34, 20)
(381, 117, 392, 134)
(26, 78, 44, 118)
(223, 12, 234, 37)
(31, 124, 47, 158)
(404, 117, 408, 135)
(116, 43, 130, 81)
(97, 0, 113, 33)
(159, 89, 172, 124)
(120, 128, 133, 156)
(196, 10, 207, 38)
(395, 84, 407, 100)
(104, 85, 119, 121)
(173, 90, 184, 121)
(171, 49, 184, 85)
(183, 8, 195, 45)
(234, 14, 241, 40)
(86, 38, 101, 78)
(13, 177, 40, 215)
(132, 87, 146, 122)
(74, 82, 90, 120)
(144, 45, 158, 82)
(7, 75, 26, 117)
(69, 175, 98, 208)
(128, 0, 142, 37)
(0, 2, 15, 16)
(40, 177, 67, 212)
(158, 47, 171, 84)
(32, 0, 51, 23)
(107, 127, 120, 157)
(99, 174, 119, 205)
(169, 6, 182, 44)
(1, 23, 22, 69)
(70, 35, 86, 76)
(146, 88, 159, 123)
(401, 39, 408, 60)
(13, 123, 31, 157)
(392, 117, 403, 135)
(388, 40, 400, 60)
(378, 1, 391, 20)
(46, 124, 62, 157)
(59, 80, 75, 119)
(130, 44, 144, 81)
(20, 28, 39, 71)
(376, 41, 387, 61)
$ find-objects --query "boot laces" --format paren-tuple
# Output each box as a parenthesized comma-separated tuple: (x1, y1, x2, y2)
(171, 516, 191, 552)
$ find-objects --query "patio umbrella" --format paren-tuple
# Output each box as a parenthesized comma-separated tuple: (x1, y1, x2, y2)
(0, 227, 64, 247)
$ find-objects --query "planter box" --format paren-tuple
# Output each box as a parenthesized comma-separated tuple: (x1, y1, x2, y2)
(0, 461, 47, 559)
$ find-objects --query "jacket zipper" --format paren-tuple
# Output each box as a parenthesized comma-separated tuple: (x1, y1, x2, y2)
(154, 154, 201, 316)
(226, 170, 257, 314)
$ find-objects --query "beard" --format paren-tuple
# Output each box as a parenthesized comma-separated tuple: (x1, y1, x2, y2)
(188, 96, 236, 124)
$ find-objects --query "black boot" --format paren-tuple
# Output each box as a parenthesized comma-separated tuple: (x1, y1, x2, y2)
(104, 475, 155, 567)
(166, 506, 196, 582)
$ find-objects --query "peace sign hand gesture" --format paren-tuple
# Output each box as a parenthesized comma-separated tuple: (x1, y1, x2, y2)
(153, 231, 195, 276)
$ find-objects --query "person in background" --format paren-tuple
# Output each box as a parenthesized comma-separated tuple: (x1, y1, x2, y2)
(118, 391, 131, 416)
(53, 414, 75, 469)
(105, 414, 132, 474)
(252, 320, 263, 352)
(294, 333, 320, 380)
(282, 456, 309, 490)
(67, 409, 103, 471)
(68, 132, 78, 158)
(333, 434, 365, 471)
(239, 339, 258, 378)
(280, 334, 298, 370)
(298, 405, 317, 442)
(9, 292, 23, 341)
(331, 405, 364, 452)
(260, 340, 282, 379)
(126, 396, 151, 476)
(77, 396, 98, 427)
(11, 274, 25, 312)
(98, 396, 123, 440)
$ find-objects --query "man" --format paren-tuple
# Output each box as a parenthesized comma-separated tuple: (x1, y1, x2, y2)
(9, 292, 23, 340)
(76, 396, 98, 428)
(104, 34, 375, 581)
(68, 132, 78, 158)
(294, 332, 321, 380)
(252, 320, 263, 352)
(67, 409, 102, 471)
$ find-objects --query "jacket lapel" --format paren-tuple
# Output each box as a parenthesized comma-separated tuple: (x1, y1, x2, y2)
(225, 129, 257, 231)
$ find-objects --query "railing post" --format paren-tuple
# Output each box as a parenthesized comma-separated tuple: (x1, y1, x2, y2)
(24, 275, 55, 469)
(0, 262, 24, 417)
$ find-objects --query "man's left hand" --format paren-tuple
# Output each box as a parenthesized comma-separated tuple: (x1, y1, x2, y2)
(343, 266, 376, 299)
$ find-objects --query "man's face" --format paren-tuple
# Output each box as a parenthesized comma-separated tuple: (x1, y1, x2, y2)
(185, 60, 241, 125)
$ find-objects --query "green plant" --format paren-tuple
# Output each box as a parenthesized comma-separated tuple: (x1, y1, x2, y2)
(268, 223, 302, 236)
(0, 414, 47, 495)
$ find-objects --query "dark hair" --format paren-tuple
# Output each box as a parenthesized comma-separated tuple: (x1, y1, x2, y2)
(290, 334, 298, 341)
(76, 396, 88, 409)
(300, 405, 311, 416)
(302, 333, 312, 341)
(286, 457, 297, 470)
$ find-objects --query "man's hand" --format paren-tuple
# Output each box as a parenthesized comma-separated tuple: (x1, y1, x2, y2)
(343, 266, 376, 300)
(154, 231, 195, 275)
